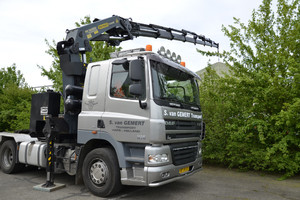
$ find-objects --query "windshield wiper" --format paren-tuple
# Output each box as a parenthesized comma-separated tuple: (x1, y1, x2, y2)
(180, 102, 201, 111)
(169, 102, 182, 108)
(190, 105, 200, 111)
(159, 96, 183, 108)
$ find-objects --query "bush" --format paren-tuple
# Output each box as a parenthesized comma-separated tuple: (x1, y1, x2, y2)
(199, 0, 300, 177)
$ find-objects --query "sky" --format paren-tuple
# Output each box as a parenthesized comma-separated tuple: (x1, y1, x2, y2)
(0, 0, 263, 87)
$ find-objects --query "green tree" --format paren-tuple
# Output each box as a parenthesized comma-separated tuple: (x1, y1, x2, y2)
(0, 63, 26, 90)
(0, 65, 34, 131)
(39, 16, 121, 92)
(199, 0, 300, 177)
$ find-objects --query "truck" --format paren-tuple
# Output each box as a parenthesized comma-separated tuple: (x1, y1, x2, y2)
(0, 15, 218, 197)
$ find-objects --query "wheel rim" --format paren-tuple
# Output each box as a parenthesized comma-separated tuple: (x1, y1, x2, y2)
(3, 147, 13, 168)
(89, 159, 109, 186)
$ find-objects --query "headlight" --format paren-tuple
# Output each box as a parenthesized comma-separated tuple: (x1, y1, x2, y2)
(148, 154, 169, 163)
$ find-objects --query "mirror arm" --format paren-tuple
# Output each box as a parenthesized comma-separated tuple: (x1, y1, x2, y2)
(139, 97, 147, 109)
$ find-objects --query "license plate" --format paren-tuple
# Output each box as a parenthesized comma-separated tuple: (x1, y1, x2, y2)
(179, 166, 190, 174)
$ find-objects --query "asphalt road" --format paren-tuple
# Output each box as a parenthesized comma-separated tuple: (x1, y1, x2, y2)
(0, 165, 299, 200)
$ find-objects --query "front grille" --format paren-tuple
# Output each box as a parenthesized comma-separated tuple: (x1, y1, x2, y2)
(165, 120, 201, 140)
(165, 120, 201, 130)
(170, 142, 198, 166)
(166, 132, 200, 139)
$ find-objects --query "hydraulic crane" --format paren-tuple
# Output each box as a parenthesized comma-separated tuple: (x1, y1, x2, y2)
(57, 15, 218, 92)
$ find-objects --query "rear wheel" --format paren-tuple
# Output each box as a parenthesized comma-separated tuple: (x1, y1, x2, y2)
(82, 147, 122, 197)
(0, 140, 23, 173)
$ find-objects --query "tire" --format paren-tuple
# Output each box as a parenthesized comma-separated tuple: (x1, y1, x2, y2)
(0, 140, 23, 174)
(82, 147, 122, 197)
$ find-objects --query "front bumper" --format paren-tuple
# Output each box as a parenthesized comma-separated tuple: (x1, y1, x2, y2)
(121, 156, 202, 186)
(147, 157, 202, 186)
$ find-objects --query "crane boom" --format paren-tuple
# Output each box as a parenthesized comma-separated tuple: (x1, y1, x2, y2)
(130, 22, 219, 48)
(57, 15, 218, 87)
(57, 15, 218, 56)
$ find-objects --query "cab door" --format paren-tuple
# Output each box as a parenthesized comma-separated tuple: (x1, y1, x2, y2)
(78, 62, 108, 139)
(101, 57, 150, 143)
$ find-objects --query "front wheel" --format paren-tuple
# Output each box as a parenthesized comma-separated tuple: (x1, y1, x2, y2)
(0, 140, 24, 174)
(82, 147, 122, 197)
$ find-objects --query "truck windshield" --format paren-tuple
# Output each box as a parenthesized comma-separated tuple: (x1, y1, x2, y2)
(151, 60, 200, 110)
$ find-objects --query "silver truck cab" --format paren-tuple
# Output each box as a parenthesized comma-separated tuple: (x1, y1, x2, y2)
(78, 46, 204, 186)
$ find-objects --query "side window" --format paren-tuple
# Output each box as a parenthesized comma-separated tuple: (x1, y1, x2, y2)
(110, 63, 145, 99)
(88, 65, 100, 96)
(110, 64, 134, 99)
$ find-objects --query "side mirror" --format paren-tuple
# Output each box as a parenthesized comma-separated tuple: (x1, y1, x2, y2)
(129, 59, 145, 97)
(129, 59, 147, 109)
(129, 59, 144, 81)
(130, 83, 146, 109)
(129, 84, 142, 96)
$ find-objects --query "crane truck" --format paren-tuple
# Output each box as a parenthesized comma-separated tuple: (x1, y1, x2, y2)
(0, 15, 218, 197)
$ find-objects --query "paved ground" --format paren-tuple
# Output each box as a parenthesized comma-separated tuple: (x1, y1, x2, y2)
(0, 165, 299, 200)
